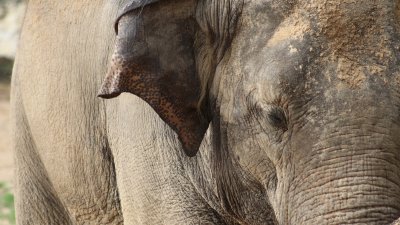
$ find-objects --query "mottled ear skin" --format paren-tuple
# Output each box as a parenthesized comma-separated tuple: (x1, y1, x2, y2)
(98, 3, 210, 157)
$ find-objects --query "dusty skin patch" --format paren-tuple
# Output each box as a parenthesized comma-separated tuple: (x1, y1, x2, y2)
(335, 57, 388, 88)
(308, 0, 393, 56)
(267, 14, 310, 47)
(336, 57, 366, 88)
(267, 1, 395, 89)
(302, 0, 395, 88)
(289, 45, 298, 54)
(394, 72, 400, 87)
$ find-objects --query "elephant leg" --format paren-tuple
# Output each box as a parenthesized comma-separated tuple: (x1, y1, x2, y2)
(12, 88, 72, 225)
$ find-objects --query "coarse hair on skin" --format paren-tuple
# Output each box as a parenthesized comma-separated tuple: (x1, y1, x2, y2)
(194, 0, 261, 222)
(194, 0, 244, 114)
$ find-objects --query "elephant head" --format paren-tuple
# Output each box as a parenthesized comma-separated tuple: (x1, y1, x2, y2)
(99, 0, 400, 224)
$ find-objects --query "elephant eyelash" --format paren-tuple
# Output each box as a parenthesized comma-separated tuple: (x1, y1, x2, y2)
(267, 107, 288, 132)
(245, 100, 289, 134)
(246, 94, 288, 129)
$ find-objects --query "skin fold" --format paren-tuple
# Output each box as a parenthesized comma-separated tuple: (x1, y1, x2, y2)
(11, 0, 400, 224)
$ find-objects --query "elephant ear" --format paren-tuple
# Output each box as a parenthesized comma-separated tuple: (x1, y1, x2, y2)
(98, 0, 210, 157)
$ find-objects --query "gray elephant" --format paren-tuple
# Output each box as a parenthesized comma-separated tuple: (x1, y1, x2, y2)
(11, 0, 400, 224)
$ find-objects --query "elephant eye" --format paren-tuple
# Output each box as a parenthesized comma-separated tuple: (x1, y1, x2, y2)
(267, 107, 288, 131)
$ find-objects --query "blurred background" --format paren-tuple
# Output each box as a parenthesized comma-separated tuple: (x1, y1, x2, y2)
(0, 0, 25, 224)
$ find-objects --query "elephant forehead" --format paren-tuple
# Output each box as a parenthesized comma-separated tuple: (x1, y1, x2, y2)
(310, 0, 398, 89)
(260, 2, 397, 86)
(267, 14, 311, 48)
(215, 0, 400, 109)
(305, 1, 396, 59)
(230, 5, 312, 93)
(240, 38, 312, 97)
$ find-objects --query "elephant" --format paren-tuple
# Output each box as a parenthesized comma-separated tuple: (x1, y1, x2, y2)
(11, 0, 400, 224)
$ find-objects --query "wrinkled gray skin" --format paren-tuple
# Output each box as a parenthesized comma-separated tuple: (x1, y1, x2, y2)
(11, 0, 400, 224)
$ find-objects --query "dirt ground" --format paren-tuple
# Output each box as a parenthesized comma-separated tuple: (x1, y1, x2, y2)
(0, 83, 12, 186)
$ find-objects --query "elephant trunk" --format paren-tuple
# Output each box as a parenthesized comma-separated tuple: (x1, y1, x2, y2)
(285, 120, 400, 224)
